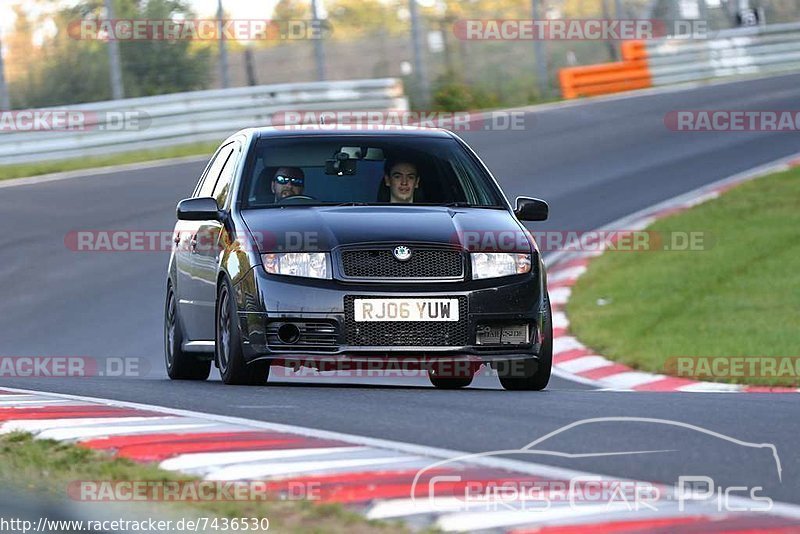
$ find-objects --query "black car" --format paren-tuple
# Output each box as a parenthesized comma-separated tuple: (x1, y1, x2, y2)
(165, 127, 552, 390)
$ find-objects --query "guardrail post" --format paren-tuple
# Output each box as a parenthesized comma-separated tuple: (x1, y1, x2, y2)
(531, 0, 550, 98)
(699, 0, 709, 26)
(409, 0, 431, 108)
(601, 0, 620, 61)
(244, 47, 257, 86)
(0, 29, 10, 110)
(217, 0, 230, 89)
(312, 0, 327, 81)
(104, 0, 125, 99)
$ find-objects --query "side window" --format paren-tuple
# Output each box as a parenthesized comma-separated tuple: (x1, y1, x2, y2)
(212, 142, 240, 209)
(195, 144, 234, 198)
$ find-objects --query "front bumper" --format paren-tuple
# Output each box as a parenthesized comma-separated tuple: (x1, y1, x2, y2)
(235, 266, 546, 365)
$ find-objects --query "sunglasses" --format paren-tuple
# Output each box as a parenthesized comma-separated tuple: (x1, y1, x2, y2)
(274, 175, 304, 186)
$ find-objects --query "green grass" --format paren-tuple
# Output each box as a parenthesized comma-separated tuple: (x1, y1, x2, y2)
(0, 433, 409, 534)
(567, 166, 800, 387)
(0, 142, 218, 182)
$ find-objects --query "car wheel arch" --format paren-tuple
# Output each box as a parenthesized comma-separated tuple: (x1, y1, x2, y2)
(166, 279, 188, 341)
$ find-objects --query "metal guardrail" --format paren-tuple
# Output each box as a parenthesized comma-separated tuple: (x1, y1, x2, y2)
(646, 21, 800, 86)
(0, 78, 407, 165)
(559, 22, 800, 99)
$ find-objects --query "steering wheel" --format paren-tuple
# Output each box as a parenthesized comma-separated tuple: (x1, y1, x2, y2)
(277, 194, 316, 204)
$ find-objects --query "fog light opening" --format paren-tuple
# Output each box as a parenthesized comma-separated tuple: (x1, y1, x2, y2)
(277, 323, 301, 344)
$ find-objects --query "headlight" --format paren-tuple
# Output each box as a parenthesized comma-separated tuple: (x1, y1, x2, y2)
(262, 252, 331, 279)
(471, 253, 531, 279)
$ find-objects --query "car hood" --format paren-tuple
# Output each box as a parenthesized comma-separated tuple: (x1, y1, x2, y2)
(241, 206, 533, 253)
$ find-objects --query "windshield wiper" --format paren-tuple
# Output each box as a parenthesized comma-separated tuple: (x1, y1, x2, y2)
(252, 201, 501, 209)
(252, 202, 371, 208)
(443, 202, 504, 209)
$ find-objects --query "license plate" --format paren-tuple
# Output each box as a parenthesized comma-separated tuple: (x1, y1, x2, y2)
(353, 298, 459, 322)
(476, 324, 529, 345)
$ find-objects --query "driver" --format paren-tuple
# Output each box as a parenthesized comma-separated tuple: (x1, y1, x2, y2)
(272, 167, 305, 200)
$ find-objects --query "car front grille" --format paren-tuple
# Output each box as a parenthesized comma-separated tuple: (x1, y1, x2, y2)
(339, 247, 464, 280)
(344, 296, 469, 347)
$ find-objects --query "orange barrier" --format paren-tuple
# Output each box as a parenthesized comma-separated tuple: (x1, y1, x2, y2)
(559, 41, 651, 99)
(620, 40, 648, 61)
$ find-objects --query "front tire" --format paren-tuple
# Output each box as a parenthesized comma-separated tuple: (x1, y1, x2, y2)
(499, 295, 553, 391)
(216, 277, 270, 385)
(428, 362, 474, 389)
(165, 285, 211, 381)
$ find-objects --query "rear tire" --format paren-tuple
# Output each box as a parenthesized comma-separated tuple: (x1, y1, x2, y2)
(165, 285, 211, 381)
(499, 295, 552, 391)
(216, 277, 270, 385)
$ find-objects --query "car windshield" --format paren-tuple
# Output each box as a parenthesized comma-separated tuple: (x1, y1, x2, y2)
(241, 135, 506, 209)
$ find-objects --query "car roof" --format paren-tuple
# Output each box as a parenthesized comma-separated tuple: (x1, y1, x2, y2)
(248, 126, 457, 140)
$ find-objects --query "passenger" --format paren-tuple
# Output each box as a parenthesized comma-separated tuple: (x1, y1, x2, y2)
(383, 160, 420, 203)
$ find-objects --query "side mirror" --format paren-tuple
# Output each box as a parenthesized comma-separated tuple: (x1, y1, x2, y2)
(514, 197, 549, 221)
(176, 197, 222, 221)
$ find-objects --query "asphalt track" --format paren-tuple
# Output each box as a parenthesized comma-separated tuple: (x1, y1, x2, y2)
(1, 74, 799, 505)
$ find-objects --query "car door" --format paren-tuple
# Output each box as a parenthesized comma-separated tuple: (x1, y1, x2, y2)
(192, 141, 242, 340)
(176, 143, 235, 341)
